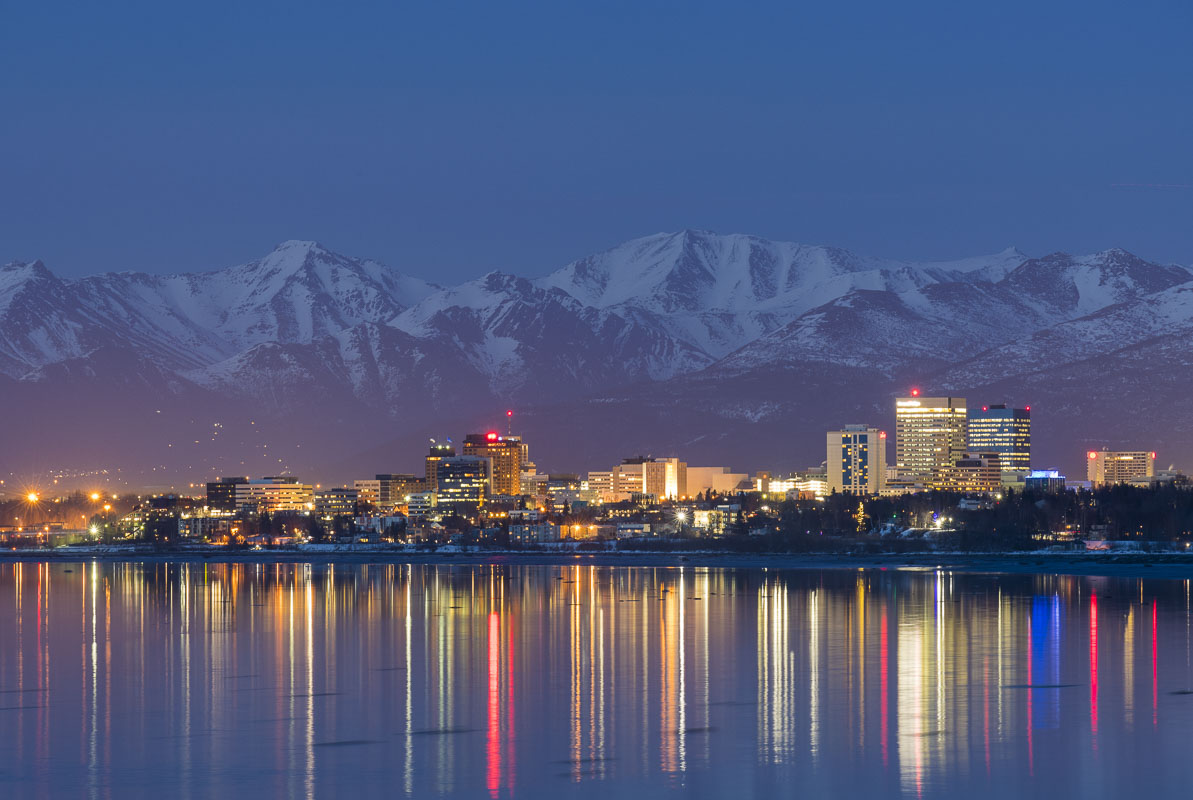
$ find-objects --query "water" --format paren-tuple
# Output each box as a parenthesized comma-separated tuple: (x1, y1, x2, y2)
(0, 561, 1191, 798)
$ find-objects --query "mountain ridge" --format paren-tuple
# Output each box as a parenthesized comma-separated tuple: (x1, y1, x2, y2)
(2, 231, 1191, 485)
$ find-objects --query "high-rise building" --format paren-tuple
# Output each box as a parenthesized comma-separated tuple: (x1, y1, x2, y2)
(826, 425, 887, 495)
(425, 441, 456, 493)
(895, 392, 968, 483)
(1087, 449, 1156, 486)
(206, 477, 247, 512)
(968, 404, 1031, 474)
(435, 456, 491, 511)
(463, 433, 524, 497)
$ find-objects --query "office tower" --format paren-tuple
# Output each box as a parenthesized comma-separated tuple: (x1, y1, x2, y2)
(1087, 449, 1156, 486)
(425, 440, 456, 493)
(895, 392, 968, 483)
(435, 456, 491, 510)
(826, 425, 887, 494)
(206, 477, 247, 512)
(462, 432, 524, 497)
(968, 404, 1031, 474)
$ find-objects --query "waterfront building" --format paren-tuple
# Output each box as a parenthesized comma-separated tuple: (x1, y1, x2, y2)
(895, 392, 968, 485)
(968, 404, 1031, 475)
(463, 433, 525, 497)
(509, 522, 561, 544)
(826, 425, 887, 495)
(1087, 449, 1156, 486)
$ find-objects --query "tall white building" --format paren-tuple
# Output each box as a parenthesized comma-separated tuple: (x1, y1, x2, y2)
(827, 425, 886, 494)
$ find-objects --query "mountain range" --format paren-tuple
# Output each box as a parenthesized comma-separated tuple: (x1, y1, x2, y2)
(2, 231, 1191, 489)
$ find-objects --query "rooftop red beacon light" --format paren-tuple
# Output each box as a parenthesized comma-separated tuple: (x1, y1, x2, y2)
(1088, 451, 1099, 460)
(879, 431, 887, 439)
(486, 431, 499, 441)
(910, 388, 920, 397)
(1151, 451, 1157, 460)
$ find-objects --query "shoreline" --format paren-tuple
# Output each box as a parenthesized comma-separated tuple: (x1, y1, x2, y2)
(2, 548, 1193, 579)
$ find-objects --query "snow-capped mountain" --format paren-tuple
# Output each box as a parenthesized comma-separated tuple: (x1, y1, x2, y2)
(2, 231, 1191, 483)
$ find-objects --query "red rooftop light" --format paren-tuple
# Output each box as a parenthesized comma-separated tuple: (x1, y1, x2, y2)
(910, 388, 920, 397)
(1088, 451, 1099, 460)
(486, 431, 499, 441)
(506, 410, 513, 417)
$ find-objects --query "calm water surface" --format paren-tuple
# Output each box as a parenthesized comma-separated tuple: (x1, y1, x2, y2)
(1, 562, 1192, 798)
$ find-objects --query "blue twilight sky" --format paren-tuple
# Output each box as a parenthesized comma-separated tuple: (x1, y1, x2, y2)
(1, 0, 1191, 281)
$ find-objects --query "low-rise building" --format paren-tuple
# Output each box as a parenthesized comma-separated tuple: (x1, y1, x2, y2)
(509, 523, 561, 544)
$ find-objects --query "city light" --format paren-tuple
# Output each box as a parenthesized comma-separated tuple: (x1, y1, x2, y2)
(26, 492, 38, 503)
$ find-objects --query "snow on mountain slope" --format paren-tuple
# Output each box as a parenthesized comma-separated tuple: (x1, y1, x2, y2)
(392, 271, 712, 389)
(939, 279, 1193, 387)
(5, 232, 1193, 480)
(999, 249, 1192, 318)
(0, 241, 441, 377)
(536, 230, 1042, 358)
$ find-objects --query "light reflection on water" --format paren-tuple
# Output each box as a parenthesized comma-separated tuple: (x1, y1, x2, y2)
(0, 562, 1191, 798)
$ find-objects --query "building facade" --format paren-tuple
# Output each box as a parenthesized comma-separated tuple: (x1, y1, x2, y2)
(1025, 470, 1066, 492)
(826, 425, 887, 495)
(424, 441, 456, 493)
(968, 404, 1031, 475)
(933, 453, 1002, 494)
(315, 487, 358, 518)
(435, 456, 491, 511)
(462, 433, 524, 497)
(205, 477, 247, 512)
(896, 394, 968, 485)
(235, 477, 314, 514)
(1087, 449, 1156, 486)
